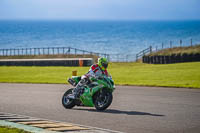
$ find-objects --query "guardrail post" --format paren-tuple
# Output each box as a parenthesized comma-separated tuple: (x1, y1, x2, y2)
(38, 48, 40, 55)
(68, 47, 70, 54)
(5, 49, 7, 56)
(21, 48, 23, 55)
(75, 48, 77, 55)
(136, 54, 139, 61)
(9, 48, 11, 56)
(34, 48, 36, 55)
(29, 48, 31, 55)
(47, 47, 49, 55)
(150, 46, 152, 53)
(57, 47, 59, 55)
(180, 40, 182, 47)
(43, 48, 45, 55)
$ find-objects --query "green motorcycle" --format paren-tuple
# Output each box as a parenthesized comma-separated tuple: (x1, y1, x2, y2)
(62, 75, 115, 111)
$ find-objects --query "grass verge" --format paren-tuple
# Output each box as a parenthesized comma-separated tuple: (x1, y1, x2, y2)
(0, 62, 200, 88)
(149, 44, 200, 56)
(0, 126, 30, 133)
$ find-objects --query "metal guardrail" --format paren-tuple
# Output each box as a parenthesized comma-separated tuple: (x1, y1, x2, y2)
(136, 46, 152, 61)
(0, 39, 198, 62)
(136, 39, 199, 61)
(0, 47, 137, 62)
(108, 54, 136, 62)
(0, 47, 109, 59)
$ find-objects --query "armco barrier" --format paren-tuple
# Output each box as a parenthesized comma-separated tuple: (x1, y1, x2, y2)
(143, 54, 200, 64)
(0, 58, 94, 66)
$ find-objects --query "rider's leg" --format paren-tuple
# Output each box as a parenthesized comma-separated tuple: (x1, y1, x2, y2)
(69, 78, 88, 99)
(73, 80, 84, 97)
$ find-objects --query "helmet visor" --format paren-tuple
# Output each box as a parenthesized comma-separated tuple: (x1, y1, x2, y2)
(102, 62, 108, 69)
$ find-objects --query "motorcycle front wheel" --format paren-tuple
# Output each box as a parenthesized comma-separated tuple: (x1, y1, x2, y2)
(62, 88, 75, 109)
(94, 90, 113, 111)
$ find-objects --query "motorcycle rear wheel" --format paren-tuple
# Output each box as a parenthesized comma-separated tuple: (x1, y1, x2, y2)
(94, 90, 113, 111)
(62, 88, 76, 109)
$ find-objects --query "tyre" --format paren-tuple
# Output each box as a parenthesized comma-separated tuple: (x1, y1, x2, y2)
(62, 89, 76, 109)
(94, 90, 113, 111)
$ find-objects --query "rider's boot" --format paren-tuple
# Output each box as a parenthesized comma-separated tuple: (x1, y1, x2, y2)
(68, 84, 82, 99)
(67, 78, 88, 99)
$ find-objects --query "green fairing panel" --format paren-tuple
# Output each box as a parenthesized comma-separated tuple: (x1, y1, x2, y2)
(91, 86, 101, 96)
(99, 78, 115, 92)
(76, 76, 115, 107)
(80, 87, 94, 107)
(80, 81, 106, 107)
(72, 76, 81, 83)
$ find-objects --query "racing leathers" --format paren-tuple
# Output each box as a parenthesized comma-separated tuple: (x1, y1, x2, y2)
(73, 64, 108, 98)
(86, 64, 108, 78)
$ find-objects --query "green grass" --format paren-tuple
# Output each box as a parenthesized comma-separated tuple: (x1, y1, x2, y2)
(0, 62, 200, 88)
(0, 126, 31, 133)
(109, 62, 200, 88)
(149, 44, 200, 56)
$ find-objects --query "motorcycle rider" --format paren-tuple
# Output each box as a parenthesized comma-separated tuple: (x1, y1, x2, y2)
(69, 57, 109, 99)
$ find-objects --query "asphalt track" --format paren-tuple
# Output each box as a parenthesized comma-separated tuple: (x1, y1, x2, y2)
(0, 83, 200, 133)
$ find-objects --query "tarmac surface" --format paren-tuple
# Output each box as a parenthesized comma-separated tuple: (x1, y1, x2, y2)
(0, 83, 200, 133)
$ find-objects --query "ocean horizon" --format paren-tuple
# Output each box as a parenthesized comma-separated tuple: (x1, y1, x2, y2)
(0, 20, 200, 61)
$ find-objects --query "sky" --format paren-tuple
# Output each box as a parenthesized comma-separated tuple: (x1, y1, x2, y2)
(0, 0, 200, 20)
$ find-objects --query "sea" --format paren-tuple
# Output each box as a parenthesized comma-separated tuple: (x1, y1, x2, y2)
(0, 20, 200, 61)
